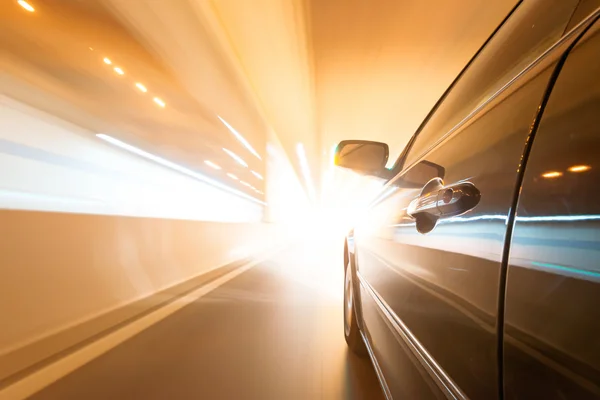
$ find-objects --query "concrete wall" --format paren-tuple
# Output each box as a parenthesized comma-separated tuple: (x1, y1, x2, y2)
(0, 97, 282, 381)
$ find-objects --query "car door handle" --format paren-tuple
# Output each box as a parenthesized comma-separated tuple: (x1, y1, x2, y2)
(407, 178, 481, 233)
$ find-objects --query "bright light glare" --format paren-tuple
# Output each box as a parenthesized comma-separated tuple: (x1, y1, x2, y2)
(251, 170, 263, 180)
(568, 165, 591, 173)
(135, 83, 147, 93)
(240, 181, 251, 187)
(96, 134, 265, 205)
(18, 0, 34, 12)
(330, 144, 337, 166)
(227, 173, 238, 180)
(103, 57, 112, 65)
(218, 116, 262, 160)
(296, 143, 316, 201)
(222, 148, 248, 167)
(204, 160, 221, 170)
(542, 171, 562, 178)
(114, 67, 124, 75)
(153, 97, 165, 107)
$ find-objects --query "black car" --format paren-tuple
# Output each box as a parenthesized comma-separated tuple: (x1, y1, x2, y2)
(334, 1, 600, 399)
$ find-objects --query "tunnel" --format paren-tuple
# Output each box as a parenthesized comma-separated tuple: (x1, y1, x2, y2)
(4, 0, 600, 399)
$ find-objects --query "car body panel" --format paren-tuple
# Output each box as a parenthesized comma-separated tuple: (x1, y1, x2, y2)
(503, 18, 600, 400)
(355, 64, 557, 400)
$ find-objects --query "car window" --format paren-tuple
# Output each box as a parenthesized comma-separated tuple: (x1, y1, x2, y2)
(402, 0, 579, 169)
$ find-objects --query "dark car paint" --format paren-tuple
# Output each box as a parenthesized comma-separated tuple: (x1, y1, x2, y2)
(346, 2, 600, 400)
(504, 21, 600, 399)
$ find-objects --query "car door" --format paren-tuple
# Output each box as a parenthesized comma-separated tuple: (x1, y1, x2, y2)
(352, 1, 582, 398)
(503, 13, 600, 400)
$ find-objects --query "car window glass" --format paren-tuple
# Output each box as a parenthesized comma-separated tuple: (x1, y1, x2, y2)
(403, 0, 579, 168)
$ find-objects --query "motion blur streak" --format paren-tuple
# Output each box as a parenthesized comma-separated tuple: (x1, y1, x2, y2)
(17, 0, 34, 12)
(296, 143, 316, 202)
(218, 116, 262, 160)
(135, 82, 147, 93)
(251, 170, 264, 180)
(222, 147, 249, 167)
(204, 160, 221, 170)
(96, 134, 264, 205)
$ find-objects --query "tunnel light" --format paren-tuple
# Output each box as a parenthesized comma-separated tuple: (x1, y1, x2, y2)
(542, 171, 562, 179)
(296, 143, 316, 201)
(251, 171, 263, 180)
(95, 134, 266, 205)
(18, 0, 34, 12)
(153, 97, 165, 107)
(227, 173, 238, 180)
(222, 148, 248, 167)
(114, 67, 124, 75)
(135, 83, 147, 93)
(204, 160, 221, 170)
(568, 165, 591, 173)
(217, 116, 262, 160)
(103, 57, 112, 65)
(240, 181, 252, 187)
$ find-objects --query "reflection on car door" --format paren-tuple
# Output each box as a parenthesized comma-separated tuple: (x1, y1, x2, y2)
(354, 8, 587, 400)
(504, 18, 600, 400)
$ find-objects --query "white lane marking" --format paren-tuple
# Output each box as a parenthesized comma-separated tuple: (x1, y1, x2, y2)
(0, 251, 279, 400)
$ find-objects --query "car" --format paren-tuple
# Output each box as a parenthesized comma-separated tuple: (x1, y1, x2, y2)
(334, 1, 600, 399)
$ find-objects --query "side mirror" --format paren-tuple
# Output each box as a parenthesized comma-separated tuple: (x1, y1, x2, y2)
(334, 140, 390, 178)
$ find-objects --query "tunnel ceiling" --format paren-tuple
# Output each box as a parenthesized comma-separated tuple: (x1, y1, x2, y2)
(204, 0, 517, 192)
(1, 0, 517, 202)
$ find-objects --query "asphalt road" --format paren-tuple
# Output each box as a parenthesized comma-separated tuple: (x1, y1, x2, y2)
(30, 238, 384, 399)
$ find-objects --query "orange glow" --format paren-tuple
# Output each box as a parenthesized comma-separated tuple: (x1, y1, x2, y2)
(568, 165, 591, 173)
(542, 171, 562, 179)
(103, 57, 112, 65)
(113, 67, 124, 75)
(135, 82, 147, 93)
(153, 97, 165, 107)
(18, 0, 34, 12)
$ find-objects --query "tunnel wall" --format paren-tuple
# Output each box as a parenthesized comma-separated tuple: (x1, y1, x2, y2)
(0, 97, 283, 381)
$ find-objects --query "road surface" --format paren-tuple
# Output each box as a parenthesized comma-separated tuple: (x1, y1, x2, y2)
(30, 238, 384, 399)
